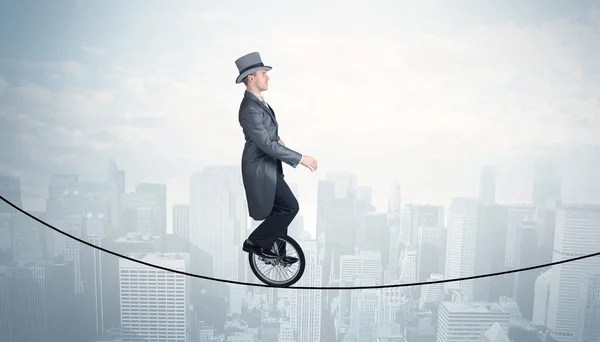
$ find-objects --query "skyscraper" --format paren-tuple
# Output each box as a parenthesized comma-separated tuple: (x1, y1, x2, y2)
(532, 159, 561, 209)
(172, 204, 190, 240)
(546, 204, 600, 342)
(136, 183, 167, 235)
(119, 253, 190, 342)
(444, 197, 480, 299)
(436, 302, 510, 342)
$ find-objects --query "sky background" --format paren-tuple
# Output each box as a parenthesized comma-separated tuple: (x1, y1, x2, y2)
(1, 0, 599, 235)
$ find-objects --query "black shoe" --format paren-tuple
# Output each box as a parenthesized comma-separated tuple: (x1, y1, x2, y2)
(281, 255, 299, 265)
(273, 240, 298, 265)
(242, 239, 278, 259)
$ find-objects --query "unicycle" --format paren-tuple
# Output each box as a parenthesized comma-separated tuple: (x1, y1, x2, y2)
(248, 235, 305, 287)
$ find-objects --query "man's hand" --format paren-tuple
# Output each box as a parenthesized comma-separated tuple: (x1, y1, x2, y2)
(300, 155, 318, 172)
(278, 139, 285, 146)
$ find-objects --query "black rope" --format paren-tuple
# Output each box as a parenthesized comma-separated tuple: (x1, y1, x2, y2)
(1, 194, 598, 290)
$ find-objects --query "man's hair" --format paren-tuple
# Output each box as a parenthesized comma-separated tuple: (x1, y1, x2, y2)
(242, 72, 256, 86)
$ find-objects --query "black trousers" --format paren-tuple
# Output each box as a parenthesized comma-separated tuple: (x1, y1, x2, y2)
(248, 172, 299, 252)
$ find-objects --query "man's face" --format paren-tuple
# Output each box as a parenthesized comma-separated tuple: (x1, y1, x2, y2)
(251, 70, 269, 91)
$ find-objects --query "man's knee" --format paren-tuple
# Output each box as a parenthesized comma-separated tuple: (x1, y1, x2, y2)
(290, 198, 299, 215)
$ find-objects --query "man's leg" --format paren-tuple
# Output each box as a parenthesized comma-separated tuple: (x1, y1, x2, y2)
(248, 173, 299, 251)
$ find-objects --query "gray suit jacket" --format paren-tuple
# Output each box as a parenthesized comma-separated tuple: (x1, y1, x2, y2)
(238, 90, 302, 220)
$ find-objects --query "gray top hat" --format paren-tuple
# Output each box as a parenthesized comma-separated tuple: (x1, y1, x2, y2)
(234, 52, 272, 84)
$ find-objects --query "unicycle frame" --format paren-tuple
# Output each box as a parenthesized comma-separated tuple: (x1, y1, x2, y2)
(247, 235, 306, 287)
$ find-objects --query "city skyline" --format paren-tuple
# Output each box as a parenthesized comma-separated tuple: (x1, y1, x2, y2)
(5, 149, 600, 238)
(2, 1, 600, 341)
(1, 154, 599, 341)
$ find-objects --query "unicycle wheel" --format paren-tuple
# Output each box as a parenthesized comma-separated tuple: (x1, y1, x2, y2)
(248, 235, 305, 287)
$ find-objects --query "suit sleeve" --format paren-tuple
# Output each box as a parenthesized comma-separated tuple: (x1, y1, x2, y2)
(239, 107, 303, 168)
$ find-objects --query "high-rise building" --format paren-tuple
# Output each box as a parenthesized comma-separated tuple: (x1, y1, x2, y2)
(0, 175, 22, 213)
(473, 204, 508, 301)
(0, 212, 10, 263)
(532, 270, 551, 327)
(189, 165, 246, 316)
(0, 260, 76, 342)
(346, 281, 378, 342)
(388, 180, 402, 214)
(172, 204, 190, 240)
(106, 158, 125, 194)
(287, 182, 303, 238)
(136, 183, 167, 235)
(119, 253, 190, 342)
(532, 159, 561, 209)
(574, 271, 600, 342)
(417, 225, 446, 282)
(79, 180, 120, 233)
(120, 191, 159, 234)
(189, 165, 245, 280)
(325, 172, 358, 200)
(444, 197, 480, 299)
(322, 198, 359, 283)
(293, 238, 323, 342)
(512, 221, 540, 320)
(504, 204, 535, 269)
(11, 211, 46, 262)
(405, 204, 444, 247)
(315, 179, 335, 241)
(338, 251, 381, 326)
(436, 301, 510, 342)
(419, 273, 444, 310)
(399, 245, 417, 285)
(546, 204, 600, 342)
(356, 213, 389, 269)
(45, 175, 81, 257)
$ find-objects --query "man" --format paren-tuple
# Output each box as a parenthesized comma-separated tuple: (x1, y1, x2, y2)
(235, 51, 318, 262)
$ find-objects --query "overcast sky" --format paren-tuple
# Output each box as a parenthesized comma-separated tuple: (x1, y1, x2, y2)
(1, 0, 599, 234)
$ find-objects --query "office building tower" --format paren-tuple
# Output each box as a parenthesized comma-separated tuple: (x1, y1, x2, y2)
(119, 253, 190, 342)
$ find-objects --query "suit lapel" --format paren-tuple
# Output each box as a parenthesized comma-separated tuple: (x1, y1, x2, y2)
(265, 103, 279, 138)
(244, 91, 278, 126)
(264, 102, 277, 124)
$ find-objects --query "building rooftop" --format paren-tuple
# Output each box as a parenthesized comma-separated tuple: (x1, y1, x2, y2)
(124, 252, 189, 261)
(441, 301, 509, 314)
(116, 232, 159, 243)
(484, 322, 510, 341)
(559, 203, 600, 212)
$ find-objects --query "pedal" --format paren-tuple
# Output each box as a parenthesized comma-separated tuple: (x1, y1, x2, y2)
(258, 257, 275, 265)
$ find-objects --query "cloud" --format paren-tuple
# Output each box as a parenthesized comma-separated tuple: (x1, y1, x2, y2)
(60, 60, 86, 76)
(0, 76, 6, 94)
(81, 45, 107, 57)
(108, 126, 161, 145)
(197, 12, 234, 24)
(0, 58, 87, 79)
(2, 2, 600, 216)
(205, 14, 600, 164)
(0, 66, 206, 187)
(0, 75, 143, 175)
(4, 81, 115, 129)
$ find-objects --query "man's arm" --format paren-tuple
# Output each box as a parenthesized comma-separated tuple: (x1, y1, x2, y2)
(240, 107, 302, 168)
